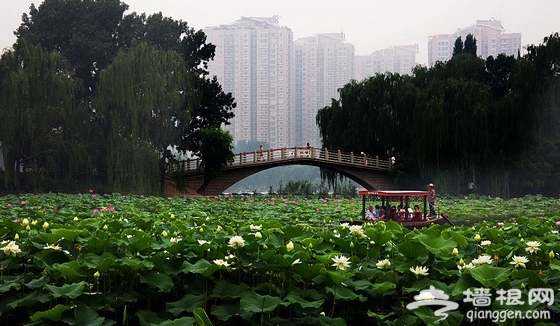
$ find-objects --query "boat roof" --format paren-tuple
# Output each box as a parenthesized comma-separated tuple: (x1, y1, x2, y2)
(359, 190, 430, 197)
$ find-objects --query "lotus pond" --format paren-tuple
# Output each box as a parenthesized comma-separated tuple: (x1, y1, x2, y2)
(1, 192, 560, 325)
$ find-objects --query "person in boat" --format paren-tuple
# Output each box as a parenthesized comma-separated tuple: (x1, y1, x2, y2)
(413, 204, 422, 220)
(397, 204, 406, 220)
(428, 183, 437, 216)
(365, 205, 377, 221)
(378, 206, 386, 221)
(388, 206, 397, 221)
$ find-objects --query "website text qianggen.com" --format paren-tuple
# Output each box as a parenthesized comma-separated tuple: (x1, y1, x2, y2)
(466, 308, 550, 323)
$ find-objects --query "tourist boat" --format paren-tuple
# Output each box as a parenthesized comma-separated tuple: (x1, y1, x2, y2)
(351, 190, 454, 229)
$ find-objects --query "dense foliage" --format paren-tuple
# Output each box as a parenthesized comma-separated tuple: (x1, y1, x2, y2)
(1, 193, 560, 325)
(0, 0, 236, 195)
(317, 33, 560, 198)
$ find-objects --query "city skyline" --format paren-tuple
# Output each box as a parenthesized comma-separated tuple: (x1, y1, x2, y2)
(1, 0, 559, 65)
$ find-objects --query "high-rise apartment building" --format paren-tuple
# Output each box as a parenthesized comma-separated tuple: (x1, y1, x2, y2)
(204, 16, 295, 149)
(427, 18, 522, 66)
(354, 45, 418, 81)
(294, 33, 355, 147)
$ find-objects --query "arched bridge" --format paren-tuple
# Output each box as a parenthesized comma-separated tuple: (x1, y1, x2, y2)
(167, 147, 396, 196)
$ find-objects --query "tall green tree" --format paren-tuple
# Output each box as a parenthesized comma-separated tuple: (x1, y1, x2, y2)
(16, 0, 127, 98)
(463, 34, 477, 56)
(0, 39, 80, 191)
(452, 36, 463, 56)
(197, 127, 235, 193)
(94, 41, 190, 193)
(184, 76, 236, 157)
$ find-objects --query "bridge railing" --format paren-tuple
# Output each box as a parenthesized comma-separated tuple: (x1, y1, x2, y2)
(168, 147, 393, 173)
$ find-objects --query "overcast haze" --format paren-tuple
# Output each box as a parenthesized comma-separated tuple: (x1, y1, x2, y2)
(1, 0, 559, 65)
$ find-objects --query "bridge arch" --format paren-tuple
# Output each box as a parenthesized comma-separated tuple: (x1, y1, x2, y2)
(167, 147, 395, 196)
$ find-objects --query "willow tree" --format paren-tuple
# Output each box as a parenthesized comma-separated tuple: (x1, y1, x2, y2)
(94, 41, 191, 194)
(0, 39, 79, 191)
(197, 127, 235, 193)
(316, 73, 417, 188)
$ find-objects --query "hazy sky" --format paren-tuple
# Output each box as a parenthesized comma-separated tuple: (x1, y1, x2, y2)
(1, 0, 559, 65)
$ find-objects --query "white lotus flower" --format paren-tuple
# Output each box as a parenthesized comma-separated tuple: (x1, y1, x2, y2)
(458, 262, 475, 270)
(228, 236, 245, 248)
(472, 254, 493, 266)
(250, 224, 262, 231)
(197, 239, 210, 245)
(213, 259, 231, 267)
(43, 243, 62, 251)
(292, 258, 302, 266)
(286, 241, 294, 252)
(480, 240, 491, 246)
(331, 255, 351, 270)
(376, 259, 391, 269)
(410, 266, 429, 277)
(510, 255, 529, 268)
(1, 241, 21, 257)
(349, 225, 364, 236)
(525, 241, 541, 254)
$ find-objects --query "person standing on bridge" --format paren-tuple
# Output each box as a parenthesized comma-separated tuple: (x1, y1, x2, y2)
(306, 143, 311, 157)
(258, 145, 264, 161)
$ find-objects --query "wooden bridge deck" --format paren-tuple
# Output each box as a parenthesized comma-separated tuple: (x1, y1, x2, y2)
(169, 147, 393, 174)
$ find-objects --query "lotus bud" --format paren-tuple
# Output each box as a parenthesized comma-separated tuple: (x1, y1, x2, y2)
(26, 225, 31, 231)
(286, 241, 294, 252)
(309, 242, 313, 249)
(459, 258, 465, 266)
(263, 244, 268, 249)
(199, 227, 204, 232)
(549, 250, 555, 259)
(350, 241, 355, 248)
(452, 248, 459, 256)
(520, 283, 525, 289)
(474, 234, 481, 242)
(520, 238, 524, 242)
(22, 218, 29, 226)
(94, 271, 100, 278)
(103, 225, 108, 231)
(14, 233, 19, 240)
(255, 232, 262, 240)
(43, 222, 49, 230)
(170, 214, 175, 219)
(162, 230, 168, 237)
(73, 217, 79, 222)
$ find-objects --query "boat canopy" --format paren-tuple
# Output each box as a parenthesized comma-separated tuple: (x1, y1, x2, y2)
(359, 190, 430, 197)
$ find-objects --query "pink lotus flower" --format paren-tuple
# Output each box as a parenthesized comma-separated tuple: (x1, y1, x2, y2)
(21, 201, 27, 205)
(93, 209, 99, 214)
(556, 221, 560, 226)
(497, 222, 505, 227)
